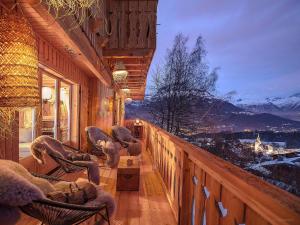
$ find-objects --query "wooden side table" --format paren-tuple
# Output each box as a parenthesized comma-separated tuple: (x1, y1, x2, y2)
(117, 156, 140, 191)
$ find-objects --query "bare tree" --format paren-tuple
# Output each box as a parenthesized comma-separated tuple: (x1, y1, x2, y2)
(148, 33, 218, 135)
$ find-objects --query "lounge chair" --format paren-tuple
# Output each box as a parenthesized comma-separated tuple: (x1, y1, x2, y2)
(112, 125, 142, 156)
(31, 135, 100, 184)
(85, 126, 113, 156)
(86, 126, 121, 168)
(0, 159, 114, 225)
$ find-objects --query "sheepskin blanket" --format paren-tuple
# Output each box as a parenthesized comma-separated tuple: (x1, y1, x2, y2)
(112, 125, 133, 142)
(97, 140, 121, 168)
(71, 160, 100, 185)
(0, 162, 45, 225)
(31, 135, 91, 164)
(127, 139, 142, 156)
(0, 160, 115, 225)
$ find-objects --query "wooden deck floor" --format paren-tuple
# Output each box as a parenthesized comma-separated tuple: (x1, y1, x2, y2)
(17, 147, 176, 225)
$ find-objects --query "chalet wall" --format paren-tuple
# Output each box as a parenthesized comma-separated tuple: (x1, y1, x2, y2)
(0, 10, 114, 175)
(88, 78, 114, 134)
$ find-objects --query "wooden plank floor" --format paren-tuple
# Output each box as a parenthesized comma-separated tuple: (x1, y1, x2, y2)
(17, 146, 176, 225)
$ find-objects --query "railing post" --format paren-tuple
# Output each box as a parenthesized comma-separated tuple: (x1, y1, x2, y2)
(179, 152, 191, 225)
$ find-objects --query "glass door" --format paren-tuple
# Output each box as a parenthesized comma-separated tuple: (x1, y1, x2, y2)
(59, 82, 71, 143)
(41, 72, 79, 146)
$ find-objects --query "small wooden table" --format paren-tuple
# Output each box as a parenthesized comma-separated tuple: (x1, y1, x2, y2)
(117, 156, 140, 191)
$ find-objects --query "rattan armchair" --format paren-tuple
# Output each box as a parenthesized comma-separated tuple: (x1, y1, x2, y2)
(31, 136, 100, 183)
(20, 198, 110, 225)
(46, 153, 92, 181)
(85, 126, 113, 156)
(20, 173, 111, 225)
(112, 125, 142, 156)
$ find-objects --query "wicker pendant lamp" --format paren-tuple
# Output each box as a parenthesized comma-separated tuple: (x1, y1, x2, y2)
(0, 13, 39, 107)
(112, 61, 128, 83)
(0, 12, 39, 135)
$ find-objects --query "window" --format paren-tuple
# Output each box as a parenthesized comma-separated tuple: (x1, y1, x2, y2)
(42, 74, 57, 138)
(19, 107, 35, 159)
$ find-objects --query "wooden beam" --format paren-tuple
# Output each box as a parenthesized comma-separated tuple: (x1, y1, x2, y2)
(103, 48, 154, 58)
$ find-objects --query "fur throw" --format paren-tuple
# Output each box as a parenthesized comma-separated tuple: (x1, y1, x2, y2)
(31, 135, 92, 164)
(0, 160, 55, 194)
(127, 140, 142, 156)
(0, 206, 20, 225)
(0, 162, 45, 225)
(48, 180, 97, 204)
(112, 125, 133, 142)
(72, 160, 100, 185)
(97, 140, 121, 168)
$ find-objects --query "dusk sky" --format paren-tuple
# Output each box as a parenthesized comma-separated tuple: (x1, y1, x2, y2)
(147, 0, 300, 103)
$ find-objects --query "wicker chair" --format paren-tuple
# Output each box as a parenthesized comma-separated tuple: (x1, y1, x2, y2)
(112, 125, 142, 156)
(85, 126, 113, 156)
(20, 174, 111, 225)
(31, 136, 99, 182)
(20, 198, 110, 225)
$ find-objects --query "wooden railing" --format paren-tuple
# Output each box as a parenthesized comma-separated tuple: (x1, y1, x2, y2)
(126, 120, 300, 225)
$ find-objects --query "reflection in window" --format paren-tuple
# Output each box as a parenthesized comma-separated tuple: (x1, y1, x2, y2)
(19, 107, 35, 159)
(42, 75, 57, 138)
(59, 82, 71, 143)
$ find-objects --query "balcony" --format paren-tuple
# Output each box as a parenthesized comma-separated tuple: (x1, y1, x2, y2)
(15, 120, 300, 225)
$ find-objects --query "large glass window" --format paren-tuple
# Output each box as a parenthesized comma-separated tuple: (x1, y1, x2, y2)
(19, 107, 36, 159)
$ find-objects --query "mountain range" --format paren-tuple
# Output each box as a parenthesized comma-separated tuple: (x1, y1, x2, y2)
(125, 93, 300, 133)
(236, 93, 300, 121)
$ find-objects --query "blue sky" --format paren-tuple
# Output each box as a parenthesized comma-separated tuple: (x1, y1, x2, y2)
(146, 0, 300, 102)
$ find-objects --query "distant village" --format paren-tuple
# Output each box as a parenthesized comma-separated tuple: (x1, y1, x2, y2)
(185, 132, 300, 196)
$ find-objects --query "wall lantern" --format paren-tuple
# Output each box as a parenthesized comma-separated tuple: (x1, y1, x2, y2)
(112, 61, 128, 83)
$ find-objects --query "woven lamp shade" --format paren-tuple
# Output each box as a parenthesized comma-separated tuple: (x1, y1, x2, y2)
(0, 13, 39, 107)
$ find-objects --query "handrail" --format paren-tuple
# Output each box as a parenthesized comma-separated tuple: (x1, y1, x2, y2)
(126, 120, 300, 225)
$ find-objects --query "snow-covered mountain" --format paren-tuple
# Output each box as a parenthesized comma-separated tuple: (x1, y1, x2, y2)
(236, 93, 300, 121)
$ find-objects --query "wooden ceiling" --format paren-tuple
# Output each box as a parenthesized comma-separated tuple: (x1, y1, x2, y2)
(103, 0, 158, 100)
